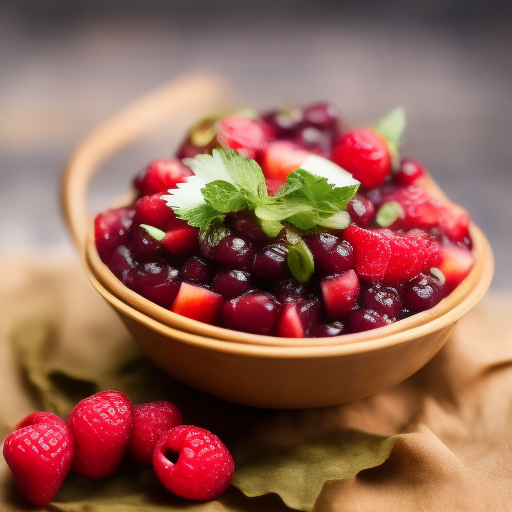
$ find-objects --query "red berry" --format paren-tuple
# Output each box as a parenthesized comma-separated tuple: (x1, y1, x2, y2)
(394, 158, 426, 185)
(153, 425, 234, 501)
(94, 206, 135, 263)
(170, 282, 224, 324)
(14, 411, 66, 431)
(134, 192, 177, 231)
(347, 308, 390, 333)
(222, 291, 280, 335)
(332, 128, 391, 189)
(134, 158, 192, 197)
(128, 401, 183, 466)
(275, 299, 320, 338)
(346, 194, 375, 226)
(345, 225, 442, 284)
(320, 270, 360, 320)
(3, 416, 74, 506)
(216, 114, 274, 159)
(67, 390, 133, 479)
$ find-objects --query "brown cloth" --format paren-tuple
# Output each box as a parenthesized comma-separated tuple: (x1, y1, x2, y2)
(0, 256, 511, 511)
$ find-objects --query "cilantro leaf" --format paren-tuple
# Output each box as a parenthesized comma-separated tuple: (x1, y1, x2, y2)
(201, 180, 249, 213)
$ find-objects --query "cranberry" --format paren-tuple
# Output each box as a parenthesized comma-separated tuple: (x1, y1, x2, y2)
(347, 194, 375, 226)
(230, 211, 266, 241)
(271, 278, 306, 302)
(128, 224, 166, 263)
(213, 235, 255, 269)
(221, 292, 280, 335)
(394, 158, 426, 185)
(128, 262, 181, 308)
(303, 102, 340, 132)
(304, 233, 354, 275)
(363, 284, 402, 320)
(212, 270, 252, 299)
(315, 321, 345, 337)
(402, 273, 444, 312)
(107, 245, 134, 283)
(294, 126, 333, 156)
(261, 107, 304, 139)
(181, 256, 214, 285)
(346, 309, 390, 333)
(95, 206, 135, 263)
(253, 243, 291, 281)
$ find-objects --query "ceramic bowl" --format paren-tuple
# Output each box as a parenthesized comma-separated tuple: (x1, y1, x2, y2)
(62, 73, 494, 408)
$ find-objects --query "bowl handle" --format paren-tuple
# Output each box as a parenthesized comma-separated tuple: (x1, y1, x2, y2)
(61, 72, 230, 252)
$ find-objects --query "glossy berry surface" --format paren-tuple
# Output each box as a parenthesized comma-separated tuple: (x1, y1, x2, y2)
(67, 390, 133, 479)
(153, 425, 234, 501)
(3, 416, 74, 506)
(128, 401, 183, 466)
(402, 273, 444, 312)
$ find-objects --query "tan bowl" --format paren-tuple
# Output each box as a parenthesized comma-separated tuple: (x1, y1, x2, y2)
(62, 73, 494, 408)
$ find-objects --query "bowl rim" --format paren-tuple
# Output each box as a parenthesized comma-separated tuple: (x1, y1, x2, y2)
(84, 221, 494, 356)
(85, 220, 493, 347)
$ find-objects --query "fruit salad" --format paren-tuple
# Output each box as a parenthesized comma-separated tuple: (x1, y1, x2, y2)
(94, 103, 475, 337)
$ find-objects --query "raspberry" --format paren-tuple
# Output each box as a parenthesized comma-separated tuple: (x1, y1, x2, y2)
(153, 425, 234, 501)
(134, 158, 192, 197)
(133, 192, 177, 231)
(345, 225, 442, 284)
(128, 401, 183, 466)
(67, 390, 133, 479)
(331, 128, 391, 189)
(3, 414, 74, 506)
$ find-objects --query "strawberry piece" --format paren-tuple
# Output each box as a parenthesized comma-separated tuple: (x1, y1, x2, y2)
(436, 203, 471, 243)
(3, 417, 74, 506)
(134, 158, 192, 197)
(134, 192, 177, 231)
(216, 114, 274, 159)
(320, 270, 360, 321)
(162, 222, 200, 259)
(260, 140, 313, 188)
(153, 425, 235, 501)
(438, 243, 475, 294)
(128, 401, 183, 466)
(344, 225, 442, 284)
(331, 128, 391, 189)
(68, 390, 133, 479)
(170, 282, 224, 324)
(94, 206, 135, 263)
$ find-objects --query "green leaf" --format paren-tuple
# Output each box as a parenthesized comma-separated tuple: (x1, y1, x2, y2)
(376, 201, 405, 227)
(373, 106, 407, 168)
(201, 180, 249, 213)
(374, 106, 406, 143)
(283, 169, 359, 216)
(178, 203, 226, 234)
(232, 430, 398, 512)
(287, 238, 315, 283)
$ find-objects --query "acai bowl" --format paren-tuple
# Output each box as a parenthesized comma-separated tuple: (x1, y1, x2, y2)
(62, 73, 493, 408)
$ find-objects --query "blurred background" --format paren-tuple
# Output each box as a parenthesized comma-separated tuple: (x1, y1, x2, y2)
(1, 0, 511, 288)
